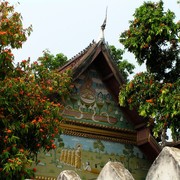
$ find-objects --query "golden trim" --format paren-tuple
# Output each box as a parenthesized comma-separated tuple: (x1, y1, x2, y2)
(35, 175, 56, 180)
(61, 119, 136, 133)
(60, 119, 137, 145)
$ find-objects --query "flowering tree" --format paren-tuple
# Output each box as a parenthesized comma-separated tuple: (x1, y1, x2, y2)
(37, 49, 68, 70)
(120, 0, 179, 83)
(119, 73, 180, 145)
(0, 1, 32, 80)
(119, 0, 180, 145)
(0, 1, 72, 179)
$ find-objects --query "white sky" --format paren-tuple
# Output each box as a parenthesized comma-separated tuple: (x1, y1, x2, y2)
(9, 0, 180, 77)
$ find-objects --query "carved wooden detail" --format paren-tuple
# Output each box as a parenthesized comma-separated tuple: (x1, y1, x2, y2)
(60, 119, 137, 145)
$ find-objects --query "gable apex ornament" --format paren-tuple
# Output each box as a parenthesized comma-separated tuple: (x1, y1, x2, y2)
(97, 7, 108, 42)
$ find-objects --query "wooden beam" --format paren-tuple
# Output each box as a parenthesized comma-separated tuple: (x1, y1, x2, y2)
(60, 120, 137, 144)
(102, 73, 113, 81)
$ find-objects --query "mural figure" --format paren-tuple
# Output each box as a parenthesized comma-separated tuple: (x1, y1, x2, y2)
(71, 148, 75, 167)
(64, 149, 68, 164)
(59, 145, 83, 169)
(33, 135, 151, 179)
(83, 161, 92, 172)
(80, 76, 95, 106)
(61, 69, 135, 127)
(67, 149, 72, 165)
(75, 144, 82, 170)
(60, 149, 64, 164)
(96, 92, 104, 113)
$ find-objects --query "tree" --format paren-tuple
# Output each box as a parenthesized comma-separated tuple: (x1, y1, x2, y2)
(119, 73, 180, 144)
(93, 139, 105, 157)
(123, 144, 134, 170)
(120, 0, 180, 82)
(0, 1, 72, 179)
(119, 1, 180, 145)
(109, 45, 135, 82)
(37, 49, 68, 70)
(0, 1, 32, 80)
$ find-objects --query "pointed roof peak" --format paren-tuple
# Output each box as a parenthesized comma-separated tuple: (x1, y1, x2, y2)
(96, 7, 108, 42)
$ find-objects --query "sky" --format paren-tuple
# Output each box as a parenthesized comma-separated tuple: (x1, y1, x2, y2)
(8, 0, 180, 77)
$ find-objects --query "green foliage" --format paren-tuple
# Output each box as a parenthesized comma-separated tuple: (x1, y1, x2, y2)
(0, 1, 72, 179)
(120, 0, 180, 82)
(0, 59, 72, 179)
(123, 144, 134, 170)
(119, 72, 180, 140)
(123, 144, 134, 158)
(109, 45, 135, 82)
(119, 0, 180, 143)
(93, 140, 105, 155)
(0, 1, 32, 80)
(38, 49, 68, 70)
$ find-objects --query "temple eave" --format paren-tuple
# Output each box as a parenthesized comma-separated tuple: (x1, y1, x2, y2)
(60, 119, 137, 145)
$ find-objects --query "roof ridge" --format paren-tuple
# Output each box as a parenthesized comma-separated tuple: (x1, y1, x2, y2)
(68, 40, 96, 61)
(58, 40, 96, 72)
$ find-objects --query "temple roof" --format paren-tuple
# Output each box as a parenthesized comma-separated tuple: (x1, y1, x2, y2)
(58, 39, 161, 161)
(58, 40, 125, 99)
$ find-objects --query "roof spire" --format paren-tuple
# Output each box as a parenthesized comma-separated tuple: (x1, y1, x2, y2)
(96, 7, 108, 42)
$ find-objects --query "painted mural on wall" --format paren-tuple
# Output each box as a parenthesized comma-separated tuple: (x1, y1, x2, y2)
(33, 66, 151, 179)
(61, 66, 134, 130)
(33, 134, 151, 180)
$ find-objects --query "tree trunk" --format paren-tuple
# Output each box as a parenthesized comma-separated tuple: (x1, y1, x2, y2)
(161, 128, 167, 147)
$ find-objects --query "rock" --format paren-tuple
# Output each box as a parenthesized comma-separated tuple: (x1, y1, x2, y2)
(97, 161, 134, 180)
(146, 146, 180, 180)
(57, 170, 81, 180)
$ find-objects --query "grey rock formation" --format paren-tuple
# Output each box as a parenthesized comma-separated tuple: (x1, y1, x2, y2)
(97, 161, 134, 180)
(146, 146, 180, 180)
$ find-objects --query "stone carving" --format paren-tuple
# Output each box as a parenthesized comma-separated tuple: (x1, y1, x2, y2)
(146, 146, 180, 180)
(97, 161, 134, 180)
(57, 170, 81, 180)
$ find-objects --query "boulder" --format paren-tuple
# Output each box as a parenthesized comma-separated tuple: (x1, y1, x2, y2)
(57, 170, 81, 180)
(97, 161, 134, 180)
(146, 146, 180, 180)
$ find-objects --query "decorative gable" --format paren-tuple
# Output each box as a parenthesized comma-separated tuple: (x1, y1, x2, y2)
(33, 40, 161, 180)
(62, 65, 134, 129)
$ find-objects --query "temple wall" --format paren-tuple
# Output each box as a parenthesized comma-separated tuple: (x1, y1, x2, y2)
(33, 134, 150, 179)
(33, 66, 151, 179)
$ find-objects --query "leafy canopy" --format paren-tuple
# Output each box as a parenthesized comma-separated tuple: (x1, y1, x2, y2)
(119, 72, 180, 140)
(37, 49, 68, 70)
(0, 1, 72, 179)
(0, 1, 32, 80)
(120, 0, 180, 82)
(109, 45, 135, 82)
(119, 0, 180, 143)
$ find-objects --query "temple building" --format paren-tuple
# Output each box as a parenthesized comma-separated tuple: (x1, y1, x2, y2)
(34, 20, 161, 180)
